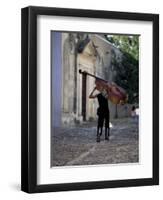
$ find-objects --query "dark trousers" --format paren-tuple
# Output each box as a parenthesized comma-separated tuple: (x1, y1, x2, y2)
(97, 112, 110, 141)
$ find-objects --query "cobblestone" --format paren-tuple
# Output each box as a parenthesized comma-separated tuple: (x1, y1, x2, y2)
(51, 117, 139, 166)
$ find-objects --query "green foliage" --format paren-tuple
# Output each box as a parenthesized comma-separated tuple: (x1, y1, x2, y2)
(106, 35, 139, 60)
(105, 35, 139, 104)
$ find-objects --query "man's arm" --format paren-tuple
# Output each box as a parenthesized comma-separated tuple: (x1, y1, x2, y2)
(89, 87, 98, 99)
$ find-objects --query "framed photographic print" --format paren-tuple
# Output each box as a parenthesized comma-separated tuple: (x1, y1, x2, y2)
(21, 6, 159, 193)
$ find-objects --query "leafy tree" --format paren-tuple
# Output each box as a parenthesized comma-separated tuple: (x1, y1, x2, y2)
(105, 35, 139, 104)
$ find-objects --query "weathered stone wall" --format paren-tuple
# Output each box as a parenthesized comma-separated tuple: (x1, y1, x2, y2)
(109, 102, 133, 119)
(61, 33, 76, 124)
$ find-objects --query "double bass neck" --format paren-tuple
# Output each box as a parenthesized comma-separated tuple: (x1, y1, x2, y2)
(79, 69, 107, 82)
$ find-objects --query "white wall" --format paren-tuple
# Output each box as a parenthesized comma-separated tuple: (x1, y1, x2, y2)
(0, 0, 162, 199)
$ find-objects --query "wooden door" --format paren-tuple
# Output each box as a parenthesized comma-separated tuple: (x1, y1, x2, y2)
(82, 73, 87, 121)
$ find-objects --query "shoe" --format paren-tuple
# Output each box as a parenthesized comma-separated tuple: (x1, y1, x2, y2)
(105, 134, 109, 140)
(96, 136, 100, 142)
(105, 136, 109, 140)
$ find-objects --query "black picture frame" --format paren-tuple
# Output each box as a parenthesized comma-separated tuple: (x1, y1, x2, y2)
(21, 6, 159, 193)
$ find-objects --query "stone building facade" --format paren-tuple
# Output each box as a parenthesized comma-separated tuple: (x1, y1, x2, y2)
(51, 32, 132, 127)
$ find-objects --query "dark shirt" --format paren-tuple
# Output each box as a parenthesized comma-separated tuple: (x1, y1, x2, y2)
(97, 93, 109, 115)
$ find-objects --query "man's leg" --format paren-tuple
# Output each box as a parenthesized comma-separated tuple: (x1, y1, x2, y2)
(97, 115, 104, 142)
(105, 127, 109, 140)
(105, 113, 110, 140)
(97, 126, 100, 142)
(96, 126, 101, 142)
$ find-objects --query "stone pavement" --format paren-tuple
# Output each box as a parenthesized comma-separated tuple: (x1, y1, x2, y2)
(51, 118, 139, 167)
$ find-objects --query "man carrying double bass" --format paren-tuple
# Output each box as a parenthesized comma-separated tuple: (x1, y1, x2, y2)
(89, 79, 110, 142)
(79, 69, 127, 143)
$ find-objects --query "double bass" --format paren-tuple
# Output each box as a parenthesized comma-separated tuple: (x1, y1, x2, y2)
(79, 69, 128, 105)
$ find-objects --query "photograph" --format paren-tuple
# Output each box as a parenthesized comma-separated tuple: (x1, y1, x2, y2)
(51, 31, 139, 167)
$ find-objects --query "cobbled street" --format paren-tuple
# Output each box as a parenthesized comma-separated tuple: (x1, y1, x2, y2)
(51, 117, 139, 167)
